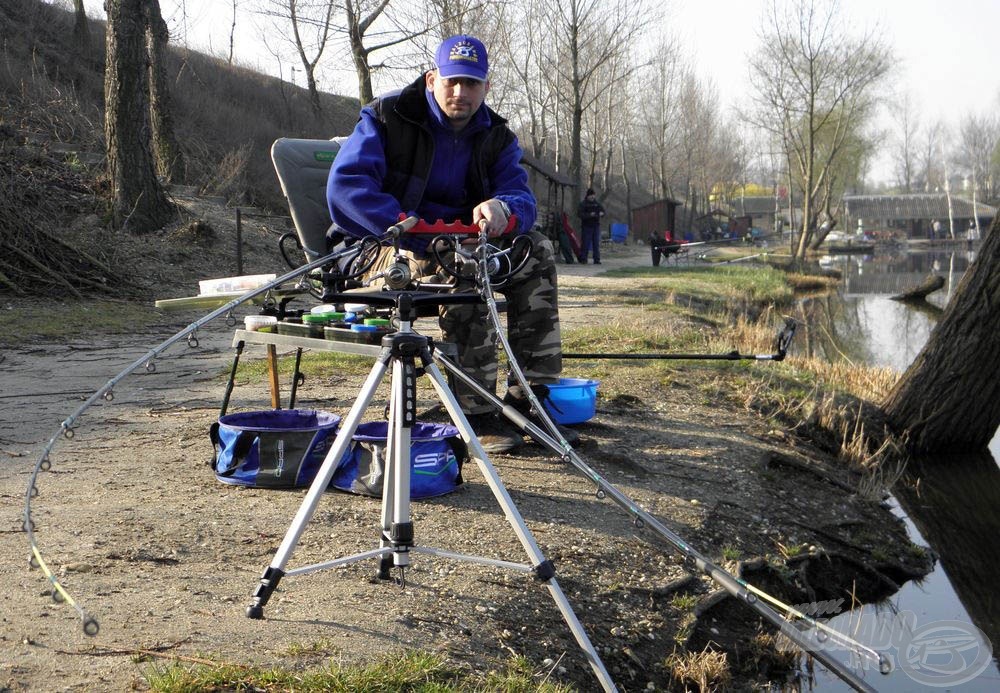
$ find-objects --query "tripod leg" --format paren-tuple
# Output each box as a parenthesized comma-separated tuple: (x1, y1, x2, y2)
(246, 349, 392, 619)
(420, 356, 616, 691)
(377, 357, 415, 580)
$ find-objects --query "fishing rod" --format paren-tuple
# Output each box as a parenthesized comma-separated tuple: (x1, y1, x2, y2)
(22, 243, 368, 636)
(436, 350, 888, 691)
(434, 255, 885, 690)
(564, 318, 796, 362)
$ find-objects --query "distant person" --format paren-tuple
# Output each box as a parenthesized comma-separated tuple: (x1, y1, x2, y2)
(577, 188, 605, 264)
(931, 219, 941, 241)
(650, 228, 682, 266)
(967, 220, 978, 248)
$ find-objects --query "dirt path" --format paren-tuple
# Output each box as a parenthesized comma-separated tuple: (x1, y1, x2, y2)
(0, 244, 929, 692)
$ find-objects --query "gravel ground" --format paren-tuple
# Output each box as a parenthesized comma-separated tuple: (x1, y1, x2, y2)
(0, 218, 931, 691)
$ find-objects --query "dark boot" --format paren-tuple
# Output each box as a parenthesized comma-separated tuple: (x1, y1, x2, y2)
(466, 412, 524, 454)
(502, 385, 581, 447)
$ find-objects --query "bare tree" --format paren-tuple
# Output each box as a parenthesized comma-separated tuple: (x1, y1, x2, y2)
(890, 93, 919, 192)
(748, 0, 892, 259)
(917, 119, 943, 192)
(229, 0, 239, 65)
(636, 39, 683, 201)
(956, 112, 999, 237)
(72, 0, 91, 57)
(104, 0, 174, 232)
(258, 0, 336, 114)
(494, 1, 555, 158)
(543, 0, 654, 193)
(145, 0, 185, 182)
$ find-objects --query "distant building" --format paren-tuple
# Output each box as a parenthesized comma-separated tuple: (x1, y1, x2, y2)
(632, 198, 681, 241)
(729, 196, 789, 233)
(843, 194, 995, 238)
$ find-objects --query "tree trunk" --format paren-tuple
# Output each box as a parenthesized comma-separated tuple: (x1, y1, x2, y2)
(881, 216, 1000, 452)
(72, 0, 91, 57)
(104, 0, 174, 232)
(145, 0, 185, 183)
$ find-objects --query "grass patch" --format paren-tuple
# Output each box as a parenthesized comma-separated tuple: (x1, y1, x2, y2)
(143, 650, 573, 692)
(665, 647, 731, 691)
(602, 265, 794, 308)
(670, 593, 699, 611)
(0, 299, 162, 344)
(721, 545, 741, 561)
(231, 350, 373, 381)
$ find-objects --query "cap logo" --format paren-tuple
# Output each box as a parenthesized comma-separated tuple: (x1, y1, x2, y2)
(450, 40, 479, 63)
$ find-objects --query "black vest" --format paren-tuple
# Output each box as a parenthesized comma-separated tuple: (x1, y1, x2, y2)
(369, 75, 516, 217)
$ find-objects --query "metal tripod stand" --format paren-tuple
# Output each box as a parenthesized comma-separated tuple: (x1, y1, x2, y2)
(244, 290, 616, 692)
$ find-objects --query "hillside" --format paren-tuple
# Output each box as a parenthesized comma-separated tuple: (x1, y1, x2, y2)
(1, 0, 360, 298)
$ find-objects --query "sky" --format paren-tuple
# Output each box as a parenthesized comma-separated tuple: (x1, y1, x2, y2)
(672, 0, 1000, 182)
(78, 0, 1000, 184)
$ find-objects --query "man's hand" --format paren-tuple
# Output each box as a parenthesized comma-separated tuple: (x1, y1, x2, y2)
(473, 199, 511, 238)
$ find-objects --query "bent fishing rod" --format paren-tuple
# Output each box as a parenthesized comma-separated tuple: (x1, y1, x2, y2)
(437, 350, 886, 692)
(563, 318, 797, 362)
(432, 246, 885, 691)
(22, 242, 372, 636)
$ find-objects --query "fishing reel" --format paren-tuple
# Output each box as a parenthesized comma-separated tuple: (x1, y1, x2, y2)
(365, 216, 532, 292)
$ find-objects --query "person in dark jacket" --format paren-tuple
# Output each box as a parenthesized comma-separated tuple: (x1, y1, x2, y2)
(326, 34, 575, 453)
(577, 188, 605, 264)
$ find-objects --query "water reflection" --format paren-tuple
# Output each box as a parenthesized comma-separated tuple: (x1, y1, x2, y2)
(793, 244, 1000, 688)
(797, 245, 1000, 457)
(894, 454, 1000, 664)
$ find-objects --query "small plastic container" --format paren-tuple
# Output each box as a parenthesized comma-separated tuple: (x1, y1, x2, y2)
(278, 321, 324, 338)
(198, 274, 276, 296)
(244, 315, 278, 332)
(542, 378, 599, 425)
(364, 318, 391, 327)
(325, 325, 389, 345)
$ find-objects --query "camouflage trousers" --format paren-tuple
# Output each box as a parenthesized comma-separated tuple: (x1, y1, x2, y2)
(364, 230, 562, 414)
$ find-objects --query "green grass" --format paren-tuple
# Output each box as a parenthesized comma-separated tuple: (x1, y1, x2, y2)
(0, 299, 162, 344)
(670, 593, 699, 611)
(143, 650, 574, 692)
(233, 349, 373, 380)
(602, 265, 794, 308)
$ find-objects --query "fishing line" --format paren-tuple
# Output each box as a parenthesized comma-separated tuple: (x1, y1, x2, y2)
(22, 245, 362, 635)
(433, 238, 885, 690)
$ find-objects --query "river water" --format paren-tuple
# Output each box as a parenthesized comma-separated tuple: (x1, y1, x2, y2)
(790, 243, 999, 691)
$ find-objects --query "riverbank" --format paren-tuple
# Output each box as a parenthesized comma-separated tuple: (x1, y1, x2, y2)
(1, 235, 932, 691)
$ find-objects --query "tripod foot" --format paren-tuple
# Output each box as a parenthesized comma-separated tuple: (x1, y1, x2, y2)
(245, 565, 285, 619)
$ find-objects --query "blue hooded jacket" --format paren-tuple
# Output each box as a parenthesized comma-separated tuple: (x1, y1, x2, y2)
(327, 75, 536, 253)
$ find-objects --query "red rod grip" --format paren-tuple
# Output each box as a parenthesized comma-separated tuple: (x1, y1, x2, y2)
(401, 215, 517, 235)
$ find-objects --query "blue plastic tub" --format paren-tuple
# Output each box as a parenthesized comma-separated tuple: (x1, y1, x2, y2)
(543, 378, 599, 424)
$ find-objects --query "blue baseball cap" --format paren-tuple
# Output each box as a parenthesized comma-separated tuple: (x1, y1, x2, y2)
(435, 35, 489, 81)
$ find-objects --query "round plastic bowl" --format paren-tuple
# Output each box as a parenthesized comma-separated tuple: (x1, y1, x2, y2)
(244, 315, 278, 332)
(542, 378, 599, 425)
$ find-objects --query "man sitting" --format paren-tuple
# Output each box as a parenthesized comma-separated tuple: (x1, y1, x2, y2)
(325, 34, 577, 453)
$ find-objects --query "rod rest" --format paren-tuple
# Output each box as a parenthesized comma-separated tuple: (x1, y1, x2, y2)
(323, 290, 484, 322)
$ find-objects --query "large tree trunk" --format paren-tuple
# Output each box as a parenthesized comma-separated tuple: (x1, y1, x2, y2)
(881, 216, 1000, 452)
(104, 0, 174, 232)
(72, 0, 91, 57)
(144, 0, 185, 182)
